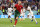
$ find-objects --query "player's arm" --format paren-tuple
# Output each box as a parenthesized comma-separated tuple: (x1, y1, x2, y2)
(21, 5, 23, 9)
(13, 4, 17, 11)
(13, 7, 16, 11)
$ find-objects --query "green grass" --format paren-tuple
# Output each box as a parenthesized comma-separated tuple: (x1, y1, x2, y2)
(0, 18, 40, 27)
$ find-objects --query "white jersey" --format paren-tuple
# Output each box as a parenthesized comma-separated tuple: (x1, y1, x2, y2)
(28, 11, 33, 16)
(28, 11, 35, 19)
(27, 6, 33, 16)
(8, 8, 13, 13)
(27, 6, 31, 11)
(8, 8, 13, 16)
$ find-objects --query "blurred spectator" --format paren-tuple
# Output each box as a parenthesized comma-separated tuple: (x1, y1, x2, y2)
(0, 0, 40, 15)
(13, 0, 18, 3)
(2, 3, 7, 15)
(37, 9, 40, 15)
(24, 1, 28, 8)
(11, 2, 15, 8)
(36, 1, 38, 10)
(27, 0, 32, 2)
(37, 0, 39, 2)
(31, 2, 35, 10)
(0, 1, 2, 6)
(0, 6, 2, 10)
(38, 2, 40, 9)
(9, 0, 11, 2)
(0, 6, 3, 15)
(0, 10, 3, 15)
(35, 5, 37, 10)
(7, 0, 9, 3)
(0, 0, 2, 2)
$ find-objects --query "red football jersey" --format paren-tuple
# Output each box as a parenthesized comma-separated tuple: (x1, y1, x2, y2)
(15, 4, 23, 13)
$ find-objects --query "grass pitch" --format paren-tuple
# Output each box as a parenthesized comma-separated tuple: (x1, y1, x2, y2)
(0, 18, 40, 27)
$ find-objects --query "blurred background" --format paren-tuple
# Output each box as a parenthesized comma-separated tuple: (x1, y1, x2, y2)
(0, 0, 40, 18)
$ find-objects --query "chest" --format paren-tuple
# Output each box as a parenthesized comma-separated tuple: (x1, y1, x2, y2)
(16, 5, 22, 9)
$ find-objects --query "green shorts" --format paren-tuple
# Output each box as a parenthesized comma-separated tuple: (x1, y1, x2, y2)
(15, 10, 20, 19)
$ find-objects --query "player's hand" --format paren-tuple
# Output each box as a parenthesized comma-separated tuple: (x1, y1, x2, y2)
(13, 7, 16, 11)
(15, 9, 16, 10)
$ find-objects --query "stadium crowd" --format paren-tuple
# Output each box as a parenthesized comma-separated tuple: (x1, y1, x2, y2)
(0, 0, 40, 15)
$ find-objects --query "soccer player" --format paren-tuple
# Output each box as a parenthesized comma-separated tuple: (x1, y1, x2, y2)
(7, 7, 13, 23)
(20, 8, 25, 21)
(13, 1, 23, 27)
(27, 6, 37, 24)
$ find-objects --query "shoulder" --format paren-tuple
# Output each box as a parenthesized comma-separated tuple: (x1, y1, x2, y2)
(20, 5, 23, 8)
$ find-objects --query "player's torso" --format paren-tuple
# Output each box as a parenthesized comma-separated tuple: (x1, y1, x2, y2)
(15, 4, 23, 13)
(8, 8, 12, 13)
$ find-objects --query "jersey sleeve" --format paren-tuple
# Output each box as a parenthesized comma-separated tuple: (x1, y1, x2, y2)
(21, 5, 23, 9)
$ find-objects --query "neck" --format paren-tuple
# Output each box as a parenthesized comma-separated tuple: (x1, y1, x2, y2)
(18, 4, 20, 5)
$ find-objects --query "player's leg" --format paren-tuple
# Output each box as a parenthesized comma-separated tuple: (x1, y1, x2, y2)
(8, 15, 10, 18)
(27, 15, 31, 19)
(8, 15, 12, 23)
(20, 16, 21, 21)
(13, 12, 20, 27)
(23, 13, 25, 20)
(20, 14, 23, 21)
(27, 13, 33, 21)
(23, 16, 25, 20)
(31, 16, 33, 22)
(13, 15, 19, 27)
(27, 13, 30, 18)
(21, 16, 23, 21)
(32, 16, 37, 24)
(28, 13, 33, 21)
(27, 15, 30, 18)
(21, 14, 23, 21)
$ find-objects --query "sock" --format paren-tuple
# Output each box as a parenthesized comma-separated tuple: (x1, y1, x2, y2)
(31, 19, 33, 21)
(14, 19, 17, 25)
(34, 18, 37, 23)
(13, 25, 15, 26)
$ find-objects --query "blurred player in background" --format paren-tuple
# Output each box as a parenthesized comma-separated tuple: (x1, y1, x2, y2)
(13, 1, 23, 27)
(27, 5, 37, 24)
(7, 7, 13, 23)
(20, 8, 25, 21)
